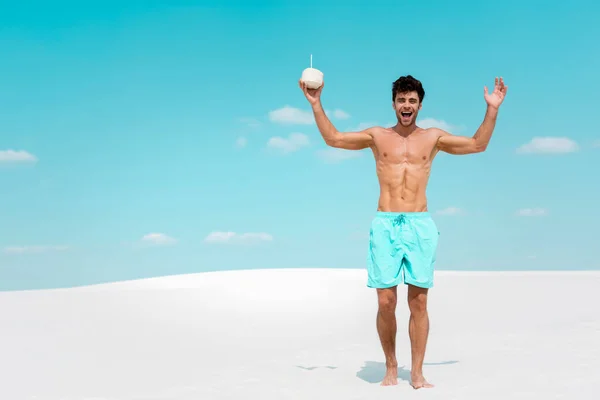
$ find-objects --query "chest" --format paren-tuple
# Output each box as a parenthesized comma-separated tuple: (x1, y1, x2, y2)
(375, 134, 434, 163)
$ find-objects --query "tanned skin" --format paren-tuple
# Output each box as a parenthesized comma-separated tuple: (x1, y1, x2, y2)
(299, 76, 508, 389)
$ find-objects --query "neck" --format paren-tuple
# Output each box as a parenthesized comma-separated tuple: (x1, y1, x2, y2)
(392, 122, 417, 136)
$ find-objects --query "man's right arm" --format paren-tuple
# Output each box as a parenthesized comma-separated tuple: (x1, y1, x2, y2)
(312, 101, 374, 150)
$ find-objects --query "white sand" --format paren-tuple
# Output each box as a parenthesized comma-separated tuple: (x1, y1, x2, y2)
(1, 268, 599, 399)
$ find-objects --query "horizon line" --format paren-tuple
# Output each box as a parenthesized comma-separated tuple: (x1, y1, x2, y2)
(2, 267, 599, 293)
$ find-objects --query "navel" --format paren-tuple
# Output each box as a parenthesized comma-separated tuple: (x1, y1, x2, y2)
(383, 152, 387, 157)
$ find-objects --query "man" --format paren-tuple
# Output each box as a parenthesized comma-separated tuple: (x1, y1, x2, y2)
(299, 75, 507, 389)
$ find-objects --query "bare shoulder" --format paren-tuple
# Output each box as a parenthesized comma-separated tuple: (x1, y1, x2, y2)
(356, 126, 388, 142)
(421, 127, 452, 149)
(364, 125, 387, 136)
(422, 126, 450, 139)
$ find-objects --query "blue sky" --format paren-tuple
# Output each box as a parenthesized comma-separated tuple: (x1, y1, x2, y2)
(1, 1, 599, 290)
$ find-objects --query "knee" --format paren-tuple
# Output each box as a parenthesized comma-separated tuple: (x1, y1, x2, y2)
(378, 293, 397, 314)
(408, 293, 427, 316)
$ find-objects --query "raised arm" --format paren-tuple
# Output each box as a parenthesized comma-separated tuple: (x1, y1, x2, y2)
(436, 77, 508, 155)
(311, 101, 374, 149)
(299, 80, 374, 150)
(436, 107, 497, 154)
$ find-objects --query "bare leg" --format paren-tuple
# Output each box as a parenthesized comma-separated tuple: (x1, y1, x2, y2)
(376, 286, 398, 386)
(407, 284, 434, 389)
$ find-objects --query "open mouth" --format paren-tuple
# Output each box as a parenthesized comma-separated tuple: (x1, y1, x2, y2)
(401, 112, 412, 119)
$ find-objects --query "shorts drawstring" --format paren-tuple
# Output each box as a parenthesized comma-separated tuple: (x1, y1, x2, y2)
(392, 214, 407, 227)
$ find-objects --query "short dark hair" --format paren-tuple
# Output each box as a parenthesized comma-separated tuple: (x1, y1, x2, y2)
(392, 75, 425, 103)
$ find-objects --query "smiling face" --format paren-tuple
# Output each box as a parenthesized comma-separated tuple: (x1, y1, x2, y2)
(391, 75, 425, 128)
(393, 91, 422, 126)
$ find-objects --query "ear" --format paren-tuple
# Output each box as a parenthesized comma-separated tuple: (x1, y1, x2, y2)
(418, 102, 422, 110)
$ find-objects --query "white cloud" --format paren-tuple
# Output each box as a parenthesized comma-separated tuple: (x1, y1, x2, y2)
(516, 208, 548, 217)
(235, 137, 247, 148)
(141, 233, 176, 245)
(3, 245, 68, 255)
(331, 109, 350, 120)
(435, 207, 464, 216)
(204, 231, 236, 243)
(516, 137, 579, 154)
(204, 231, 273, 244)
(316, 148, 363, 163)
(0, 150, 38, 163)
(267, 133, 309, 154)
(417, 118, 460, 132)
(268, 106, 314, 125)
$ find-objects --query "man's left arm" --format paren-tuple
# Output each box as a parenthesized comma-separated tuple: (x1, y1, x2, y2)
(436, 77, 508, 155)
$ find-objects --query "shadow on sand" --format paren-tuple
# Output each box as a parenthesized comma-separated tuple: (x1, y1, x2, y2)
(356, 360, 459, 384)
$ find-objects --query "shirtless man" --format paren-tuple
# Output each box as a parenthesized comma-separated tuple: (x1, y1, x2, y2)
(299, 75, 507, 389)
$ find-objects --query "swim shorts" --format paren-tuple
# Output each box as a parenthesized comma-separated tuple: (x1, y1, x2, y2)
(366, 212, 439, 289)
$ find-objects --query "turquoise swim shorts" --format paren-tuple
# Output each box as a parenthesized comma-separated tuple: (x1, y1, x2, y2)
(366, 212, 439, 289)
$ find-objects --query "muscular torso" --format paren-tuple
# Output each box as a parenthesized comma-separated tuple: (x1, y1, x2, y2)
(370, 127, 441, 212)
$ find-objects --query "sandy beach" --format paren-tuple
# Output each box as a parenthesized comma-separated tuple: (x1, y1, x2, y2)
(1, 268, 598, 399)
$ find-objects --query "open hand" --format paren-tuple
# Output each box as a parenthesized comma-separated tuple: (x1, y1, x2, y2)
(299, 79, 323, 106)
(484, 77, 508, 109)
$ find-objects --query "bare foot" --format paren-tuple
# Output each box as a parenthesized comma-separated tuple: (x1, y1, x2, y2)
(411, 375, 434, 389)
(381, 364, 398, 386)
